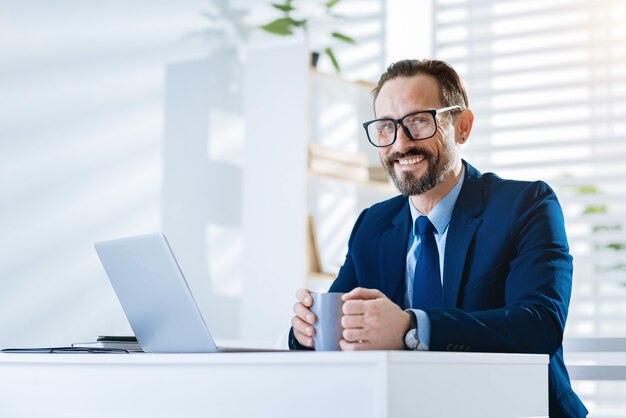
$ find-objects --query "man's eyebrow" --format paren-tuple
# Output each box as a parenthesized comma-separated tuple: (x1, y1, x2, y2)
(375, 108, 437, 120)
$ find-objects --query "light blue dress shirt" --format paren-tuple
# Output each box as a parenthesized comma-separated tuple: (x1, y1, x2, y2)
(404, 165, 465, 350)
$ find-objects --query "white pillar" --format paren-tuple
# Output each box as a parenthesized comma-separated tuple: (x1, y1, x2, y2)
(242, 40, 308, 344)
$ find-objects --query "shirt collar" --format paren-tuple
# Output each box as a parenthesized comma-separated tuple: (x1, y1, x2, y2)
(409, 164, 465, 236)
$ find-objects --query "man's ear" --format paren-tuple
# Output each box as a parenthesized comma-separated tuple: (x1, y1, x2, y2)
(457, 109, 474, 144)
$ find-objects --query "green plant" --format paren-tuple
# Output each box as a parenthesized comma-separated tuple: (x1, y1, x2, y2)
(260, 0, 356, 72)
(572, 183, 626, 273)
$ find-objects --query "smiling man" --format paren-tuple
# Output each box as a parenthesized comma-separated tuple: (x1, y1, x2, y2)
(289, 59, 587, 417)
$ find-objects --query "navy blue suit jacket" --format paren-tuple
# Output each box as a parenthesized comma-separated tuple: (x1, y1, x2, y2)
(290, 161, 587, 417)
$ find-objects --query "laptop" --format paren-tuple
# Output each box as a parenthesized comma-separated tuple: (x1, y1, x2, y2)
(94, 232, 286, 353)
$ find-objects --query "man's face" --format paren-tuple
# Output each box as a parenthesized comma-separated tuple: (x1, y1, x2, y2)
(374, 74, 460, 196)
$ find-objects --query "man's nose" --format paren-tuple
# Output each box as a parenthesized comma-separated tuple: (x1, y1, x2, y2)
(393, 124, 413, 151)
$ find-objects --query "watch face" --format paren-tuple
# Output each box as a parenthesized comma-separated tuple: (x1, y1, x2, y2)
(404, 329, 418, 350)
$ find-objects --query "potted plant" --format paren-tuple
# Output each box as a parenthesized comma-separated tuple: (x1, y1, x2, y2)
(260, 0, 356, 72)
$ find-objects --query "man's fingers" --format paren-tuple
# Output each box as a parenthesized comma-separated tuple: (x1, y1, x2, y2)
(292, 288, 316, 348)
(343, 328, 367, 343)
(343, 299, 366, 315)
(296, 288, 313, 307)
(293, 302, 316, 325)
(294, 328, 314, 348)
(342, 287, 384, 301)
(340, 339, 371, 352)
(341, 313, 363, 329)
(291, 315, 315, 337)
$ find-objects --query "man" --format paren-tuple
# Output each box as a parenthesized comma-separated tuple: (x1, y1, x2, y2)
(289, 59, 587, 417)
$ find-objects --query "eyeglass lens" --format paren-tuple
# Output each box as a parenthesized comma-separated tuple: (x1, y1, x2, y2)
(367, 112, 436, 146)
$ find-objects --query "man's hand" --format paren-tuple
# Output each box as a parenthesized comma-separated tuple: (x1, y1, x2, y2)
(340, 288, 411, 351)
(291, 288, 316, 348)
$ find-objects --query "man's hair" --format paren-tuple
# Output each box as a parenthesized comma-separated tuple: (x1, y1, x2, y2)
(372, 59, 469, 109)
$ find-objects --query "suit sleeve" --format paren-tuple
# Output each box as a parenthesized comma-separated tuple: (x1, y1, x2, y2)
(425, 181, 573, 356)
(288, 208, 368, 350)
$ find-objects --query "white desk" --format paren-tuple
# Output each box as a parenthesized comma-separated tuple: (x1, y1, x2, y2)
(0, 351, 547, 418)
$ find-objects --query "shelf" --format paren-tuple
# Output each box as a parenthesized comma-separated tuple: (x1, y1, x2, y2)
(308, 143, 395, 191)
(306, 271, 337, 293)
(308, 168, 395, 192)
(309, 68, 377, 90)
(307, 271, 336, 281)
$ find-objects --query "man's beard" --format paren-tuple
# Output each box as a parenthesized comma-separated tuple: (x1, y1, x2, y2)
(382, 141, 456, 196)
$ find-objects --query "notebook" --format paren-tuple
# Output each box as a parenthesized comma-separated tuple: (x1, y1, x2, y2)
(94, 233, 286, 353)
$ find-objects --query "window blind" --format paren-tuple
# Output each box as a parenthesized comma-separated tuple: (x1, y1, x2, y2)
(432, 0, 626, 414)
(433, 0, 626, 337)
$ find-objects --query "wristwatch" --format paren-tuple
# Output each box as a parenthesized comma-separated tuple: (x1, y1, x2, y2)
(404, 310, 419, 350)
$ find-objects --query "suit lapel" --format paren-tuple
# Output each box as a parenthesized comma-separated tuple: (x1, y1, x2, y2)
(379, 202, 411, 308)
(442, 161, 485, 308)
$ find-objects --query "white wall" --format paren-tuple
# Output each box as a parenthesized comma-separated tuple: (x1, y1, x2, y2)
(0, 0, 392, 348)
(0, 0, 214, 346)
(385, 0, 432, 64)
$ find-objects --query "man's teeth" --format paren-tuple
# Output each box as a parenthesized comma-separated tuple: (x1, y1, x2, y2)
(397, 156, 425, 165)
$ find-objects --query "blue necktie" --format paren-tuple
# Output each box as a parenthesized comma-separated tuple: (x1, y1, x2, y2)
(412, 216, 442, 309)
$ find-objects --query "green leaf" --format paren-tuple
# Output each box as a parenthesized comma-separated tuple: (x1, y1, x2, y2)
(326, 0, 342, 9)
(331, 32, 356, 44)
(272, 3, 295, 13)
(325, 47, 340, 73)
(606, 243, 626, 251)
(593, 224, 622, 232)
(575, 185, 600, 194)
(260, 18, 297, 35)
(583, 204, 608, 214)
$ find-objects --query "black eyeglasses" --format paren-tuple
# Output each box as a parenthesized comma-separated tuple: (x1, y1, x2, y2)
(363, 105, 462, 147)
